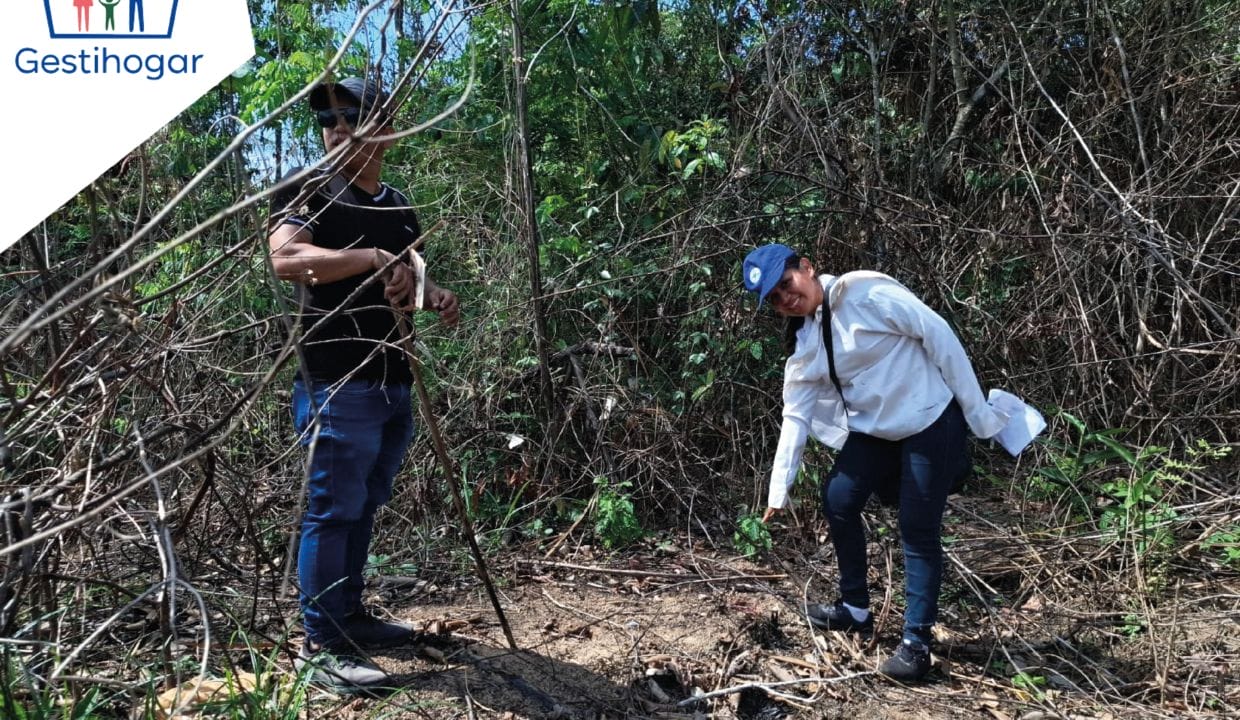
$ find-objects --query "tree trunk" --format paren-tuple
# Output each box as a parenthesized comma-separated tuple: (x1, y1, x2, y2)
(510, 0, 556, 420)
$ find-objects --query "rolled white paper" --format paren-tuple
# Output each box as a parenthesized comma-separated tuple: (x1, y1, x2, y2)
(410, 250, 427, 310)
(987, 389, 1046, 456)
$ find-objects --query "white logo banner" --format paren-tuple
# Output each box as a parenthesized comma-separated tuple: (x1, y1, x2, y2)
(0, 0, 255, 248)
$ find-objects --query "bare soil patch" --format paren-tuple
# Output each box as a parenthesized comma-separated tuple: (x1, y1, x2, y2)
(289, 499, 1239, 719)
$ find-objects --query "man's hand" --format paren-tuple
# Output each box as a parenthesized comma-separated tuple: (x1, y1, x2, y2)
(373, 249, 418, 312)
(427, 286, 460, 326)
(761, 507, 782, 524)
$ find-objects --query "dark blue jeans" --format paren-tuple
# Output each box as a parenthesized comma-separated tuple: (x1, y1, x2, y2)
(293, 380, 414, 646)
(821, 401, 968, 645)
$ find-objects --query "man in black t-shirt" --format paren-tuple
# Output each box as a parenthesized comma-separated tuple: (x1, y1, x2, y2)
(268, 76, 459, 691)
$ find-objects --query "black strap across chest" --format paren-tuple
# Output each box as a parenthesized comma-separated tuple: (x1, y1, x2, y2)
(821, 299, 849, 411)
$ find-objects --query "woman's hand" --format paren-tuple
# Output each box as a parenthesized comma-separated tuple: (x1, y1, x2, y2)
(761, 507, 782, 524)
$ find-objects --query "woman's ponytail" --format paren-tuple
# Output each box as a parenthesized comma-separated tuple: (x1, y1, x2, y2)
(782, 316, 805, 355)
(778, 253, 805, 355)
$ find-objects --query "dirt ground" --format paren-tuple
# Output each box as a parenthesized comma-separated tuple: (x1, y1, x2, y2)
(285, 507, 1239, 720)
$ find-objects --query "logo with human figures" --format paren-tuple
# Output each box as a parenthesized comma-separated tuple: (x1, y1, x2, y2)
(3, 0, 254, 245)
(44, 0, 180, 39)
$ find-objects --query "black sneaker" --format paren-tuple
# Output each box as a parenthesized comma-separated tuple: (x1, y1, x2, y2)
(295, 642, 388, 692)
(805, 600, 874, 634)
(342, 607, 417, 649)
(879, 639, 932, 681)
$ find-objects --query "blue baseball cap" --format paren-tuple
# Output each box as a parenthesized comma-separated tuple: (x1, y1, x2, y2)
(742, 244, 796, 305)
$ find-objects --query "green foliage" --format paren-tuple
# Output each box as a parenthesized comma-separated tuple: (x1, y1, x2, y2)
(1029, 411, 1135, 510)
(365, 553, 418, 578)
(593, 476, 643, 549)
(732, 511, 772, 558)
(238, 1, 347, 123)
(7, 3, 1237, 713)
(456, 451, 532, 546)
(1, 653, 107, 720)
(1203, 525, 1240, 569)
(1097, 455, 1179, 558)
(1098, 440, 1230, 559)
(673, 313, 721, 413)
(524, 516, 556, 540)
(658, 117, 729, 179)
(1, 642, 309, 720)
(1035, 415, 1232, 567)
(1011, 670, 1048, 700)
(955, 257, 1029, 314)
(1119, 611, 1148, 638)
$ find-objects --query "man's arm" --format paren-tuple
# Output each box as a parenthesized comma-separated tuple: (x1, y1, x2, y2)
(268, 222, 419, 311)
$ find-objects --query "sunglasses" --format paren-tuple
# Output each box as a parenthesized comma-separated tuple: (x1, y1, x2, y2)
(315, 107, 365, 129)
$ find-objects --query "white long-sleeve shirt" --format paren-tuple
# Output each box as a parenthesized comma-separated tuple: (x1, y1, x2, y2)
(767, 272, 1007, 509)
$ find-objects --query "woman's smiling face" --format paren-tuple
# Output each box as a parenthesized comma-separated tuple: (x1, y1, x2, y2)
(767, 258, 823, 317)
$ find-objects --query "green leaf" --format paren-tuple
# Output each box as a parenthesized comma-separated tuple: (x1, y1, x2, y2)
(1058, 411, 1086, 434)
(1095, 435, 1137, 465)
(1036, 467, 1070, 484)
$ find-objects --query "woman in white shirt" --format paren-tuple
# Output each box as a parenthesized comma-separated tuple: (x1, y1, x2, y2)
(743, 243, 1006, 681)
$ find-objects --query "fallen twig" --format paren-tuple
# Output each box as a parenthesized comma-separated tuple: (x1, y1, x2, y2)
(517, 558, 785, 582)
(677, 672, 874, 706)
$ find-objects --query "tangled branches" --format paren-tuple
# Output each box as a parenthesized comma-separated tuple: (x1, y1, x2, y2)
(0, 0, 1236, 716)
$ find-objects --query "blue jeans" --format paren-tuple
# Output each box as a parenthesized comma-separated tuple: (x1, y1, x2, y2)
(820, 401, 968, 645)
(293, 380, 414, 646)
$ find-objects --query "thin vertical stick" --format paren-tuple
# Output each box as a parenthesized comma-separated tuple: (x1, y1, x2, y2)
(397, 315, 518, 650)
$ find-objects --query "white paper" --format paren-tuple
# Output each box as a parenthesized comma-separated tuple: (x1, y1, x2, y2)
(409, 251, 427, 310)
(987, 389, 1046, 456)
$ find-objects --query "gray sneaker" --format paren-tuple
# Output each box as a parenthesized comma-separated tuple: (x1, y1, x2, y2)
(295, 642, 388, 692)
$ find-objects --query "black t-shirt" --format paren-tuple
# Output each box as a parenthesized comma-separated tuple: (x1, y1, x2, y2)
(269, 169, 419, 384)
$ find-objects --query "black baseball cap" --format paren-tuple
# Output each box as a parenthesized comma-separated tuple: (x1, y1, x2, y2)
(309, 76, 388, 117)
